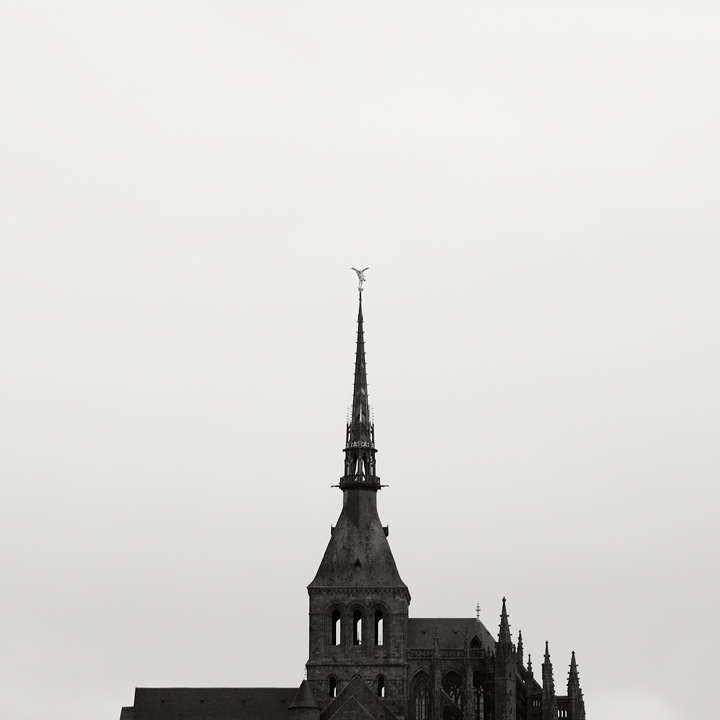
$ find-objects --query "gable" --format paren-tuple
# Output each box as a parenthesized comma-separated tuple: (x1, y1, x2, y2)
(325, 696, 376, 720)
(321, 676, 397, 720)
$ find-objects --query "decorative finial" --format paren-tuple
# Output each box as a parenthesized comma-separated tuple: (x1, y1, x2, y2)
(476, 603, 480, 620)
(351, 267, 369, 292)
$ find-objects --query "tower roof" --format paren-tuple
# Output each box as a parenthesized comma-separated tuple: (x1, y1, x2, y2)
(308, 504, 408, 590)
(289, 680, 320, 710)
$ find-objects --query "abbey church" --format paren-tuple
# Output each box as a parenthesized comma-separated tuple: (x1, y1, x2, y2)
(119, 285, 587, 720)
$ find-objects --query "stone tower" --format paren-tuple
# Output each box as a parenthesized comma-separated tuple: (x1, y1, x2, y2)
(306, 290, 410, 718)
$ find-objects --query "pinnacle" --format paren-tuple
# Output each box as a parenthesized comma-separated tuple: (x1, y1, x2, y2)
(568, 650, 580, 690)
(497, 597, 513, 657)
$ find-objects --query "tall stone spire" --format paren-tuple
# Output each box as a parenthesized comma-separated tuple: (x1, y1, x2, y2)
(497, 597, 512, 656)
(495, 598, 516, 720)
(341, 288, 379, 488)
(567, 651, 585, 720)
(567, 651, 579, 693)
(542, 642, 558, 720)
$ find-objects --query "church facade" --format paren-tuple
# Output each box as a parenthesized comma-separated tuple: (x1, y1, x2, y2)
(120, 288, 586, 720)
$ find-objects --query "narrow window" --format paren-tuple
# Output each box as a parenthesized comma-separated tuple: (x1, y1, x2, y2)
(328, 676, 337, 698)
(414, 681, 429, 720)
(377, 675, 386, 698)
(331, 610, 341, 646)
(353, 609, 362, 645)
(474, 672, 483, 720)
(374, 610, 384, 646)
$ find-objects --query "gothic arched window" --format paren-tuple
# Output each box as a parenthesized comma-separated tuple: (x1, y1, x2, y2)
(443, 672, 462, 709)
(328, 676, 337, 698)
(473, 672, 484, 720)
(353, 609, 362, 645)
(377, 675, 386, 698)
(413, 677, 429, 720)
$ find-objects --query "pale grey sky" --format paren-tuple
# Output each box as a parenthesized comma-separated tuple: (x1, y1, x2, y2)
(1, 3, 718, 720)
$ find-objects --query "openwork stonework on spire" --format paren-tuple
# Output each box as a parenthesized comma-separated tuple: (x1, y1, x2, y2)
(340, 282, 380, 489)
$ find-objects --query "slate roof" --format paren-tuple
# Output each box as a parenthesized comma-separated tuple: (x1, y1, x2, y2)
(407, 618, 497, 651)
(289, 680, 320, 710)
(128, 687, 297, 720)
(309, 500, 408, 592)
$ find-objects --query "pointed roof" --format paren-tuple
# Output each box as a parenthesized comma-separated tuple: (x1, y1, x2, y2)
(567, 651, 580, 693)
(542, 641, 556, 696)
(308, 500, 408, 590)
(498, 597, 512, 645)
(289, 680, 320, 710)
(348, 293, 372, 448)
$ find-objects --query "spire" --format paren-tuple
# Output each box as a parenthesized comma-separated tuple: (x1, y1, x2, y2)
(542, 642, 558, 720)
(567, 651, 582, 698)
(567, 651, 585, 720)
(495, 598, 516, 720)
(341, 287, 379, 489)
(497, 597, 513, 658)
(568, 651, 579, 689)
(349, 292, 372, 447)
(517, 630, 524, 665)
(543, 641, 554, 688)
(310, 276, 408, 595)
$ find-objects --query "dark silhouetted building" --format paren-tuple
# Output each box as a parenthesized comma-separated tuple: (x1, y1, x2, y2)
(120, 290, 586, 720)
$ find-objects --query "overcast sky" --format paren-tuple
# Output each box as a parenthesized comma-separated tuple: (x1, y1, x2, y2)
(1, 2, 718, 720)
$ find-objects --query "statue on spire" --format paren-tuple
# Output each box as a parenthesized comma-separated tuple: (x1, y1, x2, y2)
(351, 267, 369, 292)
